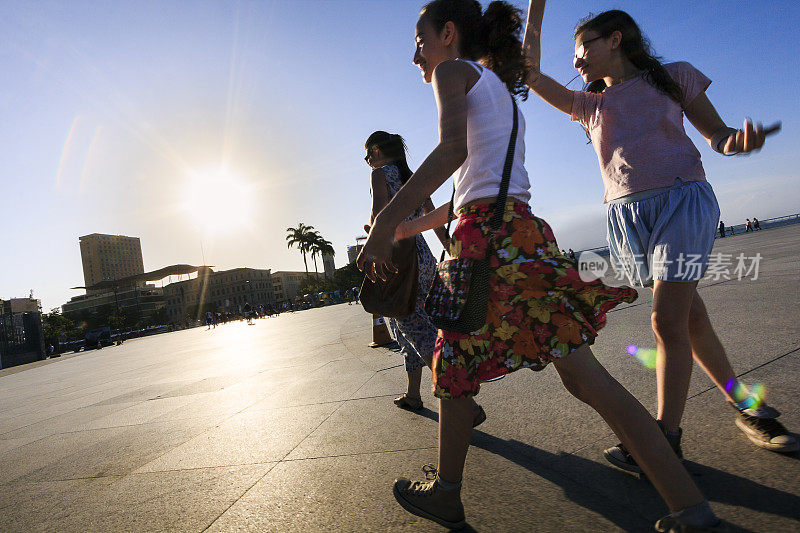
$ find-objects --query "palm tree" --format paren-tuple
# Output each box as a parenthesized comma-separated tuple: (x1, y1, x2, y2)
(286, 223, 315, 277)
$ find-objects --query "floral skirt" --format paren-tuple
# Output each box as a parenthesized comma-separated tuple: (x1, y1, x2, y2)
(432, 202, 638, 399)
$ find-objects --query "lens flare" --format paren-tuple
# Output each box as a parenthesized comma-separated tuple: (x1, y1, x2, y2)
(725, 378, 766, 410)
(626, 344, 657, 369)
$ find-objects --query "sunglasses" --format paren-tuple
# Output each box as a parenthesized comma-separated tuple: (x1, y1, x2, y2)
(574, 36, 604, 61)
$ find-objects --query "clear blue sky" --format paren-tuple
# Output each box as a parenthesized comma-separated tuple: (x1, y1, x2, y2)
(1, 0, 797, 312)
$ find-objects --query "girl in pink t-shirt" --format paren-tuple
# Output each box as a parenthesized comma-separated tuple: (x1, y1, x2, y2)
(523, 0, 795, 490)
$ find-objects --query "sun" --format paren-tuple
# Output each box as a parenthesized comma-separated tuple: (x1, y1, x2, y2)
(183, 167, 253, 234)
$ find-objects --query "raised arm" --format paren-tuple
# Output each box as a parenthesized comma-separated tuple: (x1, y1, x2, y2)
(523, 0, 575, 115)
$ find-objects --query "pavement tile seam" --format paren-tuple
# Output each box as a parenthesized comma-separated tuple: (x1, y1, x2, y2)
(276, 445, 438, 464)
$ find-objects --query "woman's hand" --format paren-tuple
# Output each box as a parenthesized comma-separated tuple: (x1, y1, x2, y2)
(721, 118, 768, 155)
(357, 217, 398, 283)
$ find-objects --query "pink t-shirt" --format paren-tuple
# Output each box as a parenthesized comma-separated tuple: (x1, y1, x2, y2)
(571, 62, 711, 202)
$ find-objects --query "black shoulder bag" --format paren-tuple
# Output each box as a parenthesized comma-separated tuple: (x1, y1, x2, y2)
(424, 96, 519, 334)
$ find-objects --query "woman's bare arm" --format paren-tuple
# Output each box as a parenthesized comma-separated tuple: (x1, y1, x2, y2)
(684, 92, 767, 154)
(358, 60, 470, 281)
(423, 198, 451, 248)
(397, 202, 452, 243)
(369, 167, 389, 225)
(523, 0, 575, 115)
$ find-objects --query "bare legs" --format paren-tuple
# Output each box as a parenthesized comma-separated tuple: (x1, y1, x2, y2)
(434, 344, 705, 511)
(651, 280, 697, 432)
(405, 367, 423, 399)
(651, 281, 739, 433)
(554, 345, 705, 511)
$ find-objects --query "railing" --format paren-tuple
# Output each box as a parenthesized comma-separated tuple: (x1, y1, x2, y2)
(574, 213, 800, 256)
(715, 213, 800, 239)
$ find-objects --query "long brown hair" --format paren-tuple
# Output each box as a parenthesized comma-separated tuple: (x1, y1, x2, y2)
(575, 10, 683, 103)
(420, 0, 529, 100)
(365, 131, 413, 184)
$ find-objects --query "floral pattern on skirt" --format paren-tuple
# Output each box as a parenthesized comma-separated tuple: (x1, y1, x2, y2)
(432, 202, 638, 399)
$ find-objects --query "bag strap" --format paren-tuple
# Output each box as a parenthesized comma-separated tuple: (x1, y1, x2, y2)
(440, 95, 519, 262)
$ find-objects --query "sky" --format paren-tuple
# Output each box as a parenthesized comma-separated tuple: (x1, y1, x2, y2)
(0, 0, 798, 312)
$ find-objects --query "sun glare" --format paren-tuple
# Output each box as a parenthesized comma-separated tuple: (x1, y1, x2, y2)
(184, 168, 253, 234)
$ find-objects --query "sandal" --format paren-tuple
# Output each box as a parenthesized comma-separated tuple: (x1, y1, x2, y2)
(394, 394, 423, 410)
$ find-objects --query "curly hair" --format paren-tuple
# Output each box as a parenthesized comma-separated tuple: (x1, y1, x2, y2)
(420, 0, 529, 100)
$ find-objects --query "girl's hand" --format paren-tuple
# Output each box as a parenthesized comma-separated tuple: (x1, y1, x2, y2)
(357, 218, 397, 283)
(722, 118, 770, 155)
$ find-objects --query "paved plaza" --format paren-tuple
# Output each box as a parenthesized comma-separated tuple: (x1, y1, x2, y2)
(1, 225, 798, 532)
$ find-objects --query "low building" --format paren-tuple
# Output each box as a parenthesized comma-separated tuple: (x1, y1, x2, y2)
(0, 298, 41, 314)
(0, 298, 45, 369)
(163, 267, 275, 324)
(62, 286, 165, 324)
(272, 271, 322, 305)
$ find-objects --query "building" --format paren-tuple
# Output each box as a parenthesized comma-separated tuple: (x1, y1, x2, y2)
(272, 271, 322, 304)
(0, 298, 45, 369)
(347, 236, 367, 264)
(0, 297, 41, 314)
(79, 233, 145, 294)
(347, 244, 364, 264)
(163, 267, 275, 324)
(62, 286, 165, 323)
(323, 253, 336, 279)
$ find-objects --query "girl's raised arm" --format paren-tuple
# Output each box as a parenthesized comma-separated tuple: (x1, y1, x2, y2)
(523, 0, 575, 115)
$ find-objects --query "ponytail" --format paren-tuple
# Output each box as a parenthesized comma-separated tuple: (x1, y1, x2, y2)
(420, 0, 529, 99)
(365, 131, 414, 184)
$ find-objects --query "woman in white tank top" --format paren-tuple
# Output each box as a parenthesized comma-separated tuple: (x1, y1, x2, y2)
(357, 1, 717, 529)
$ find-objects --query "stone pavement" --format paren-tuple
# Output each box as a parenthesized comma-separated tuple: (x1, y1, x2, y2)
(1, 225, 798, 532)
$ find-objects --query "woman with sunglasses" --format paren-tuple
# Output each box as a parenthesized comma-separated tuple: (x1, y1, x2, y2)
(522, 0, 795, 486)
(358, 0, 723, 530)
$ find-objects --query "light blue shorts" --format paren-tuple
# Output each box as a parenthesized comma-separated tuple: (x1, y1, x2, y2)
(606, 179, 720, 287)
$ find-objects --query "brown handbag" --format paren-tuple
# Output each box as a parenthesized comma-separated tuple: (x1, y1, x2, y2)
(359, 236, 419, 319)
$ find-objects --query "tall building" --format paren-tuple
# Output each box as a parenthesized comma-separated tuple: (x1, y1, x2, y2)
(79, 233, 145, 294)
(163, 267, 275, 324)
(323, 253, 336, 279)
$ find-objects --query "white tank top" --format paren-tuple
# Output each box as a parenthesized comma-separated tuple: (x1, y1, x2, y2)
(453, 59, 530, 211)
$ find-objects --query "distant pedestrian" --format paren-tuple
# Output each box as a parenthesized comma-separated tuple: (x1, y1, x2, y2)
(568, 248, 576, 261)
(746, 219, 753, 232)
(753, 217, 761, 230)
(243, 302, 253, 324)
(729, 224, 736, 235)
(719, 220, 726, 238)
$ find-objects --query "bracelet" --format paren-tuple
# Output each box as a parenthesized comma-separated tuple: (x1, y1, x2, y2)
(711, 127, 739, 155)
